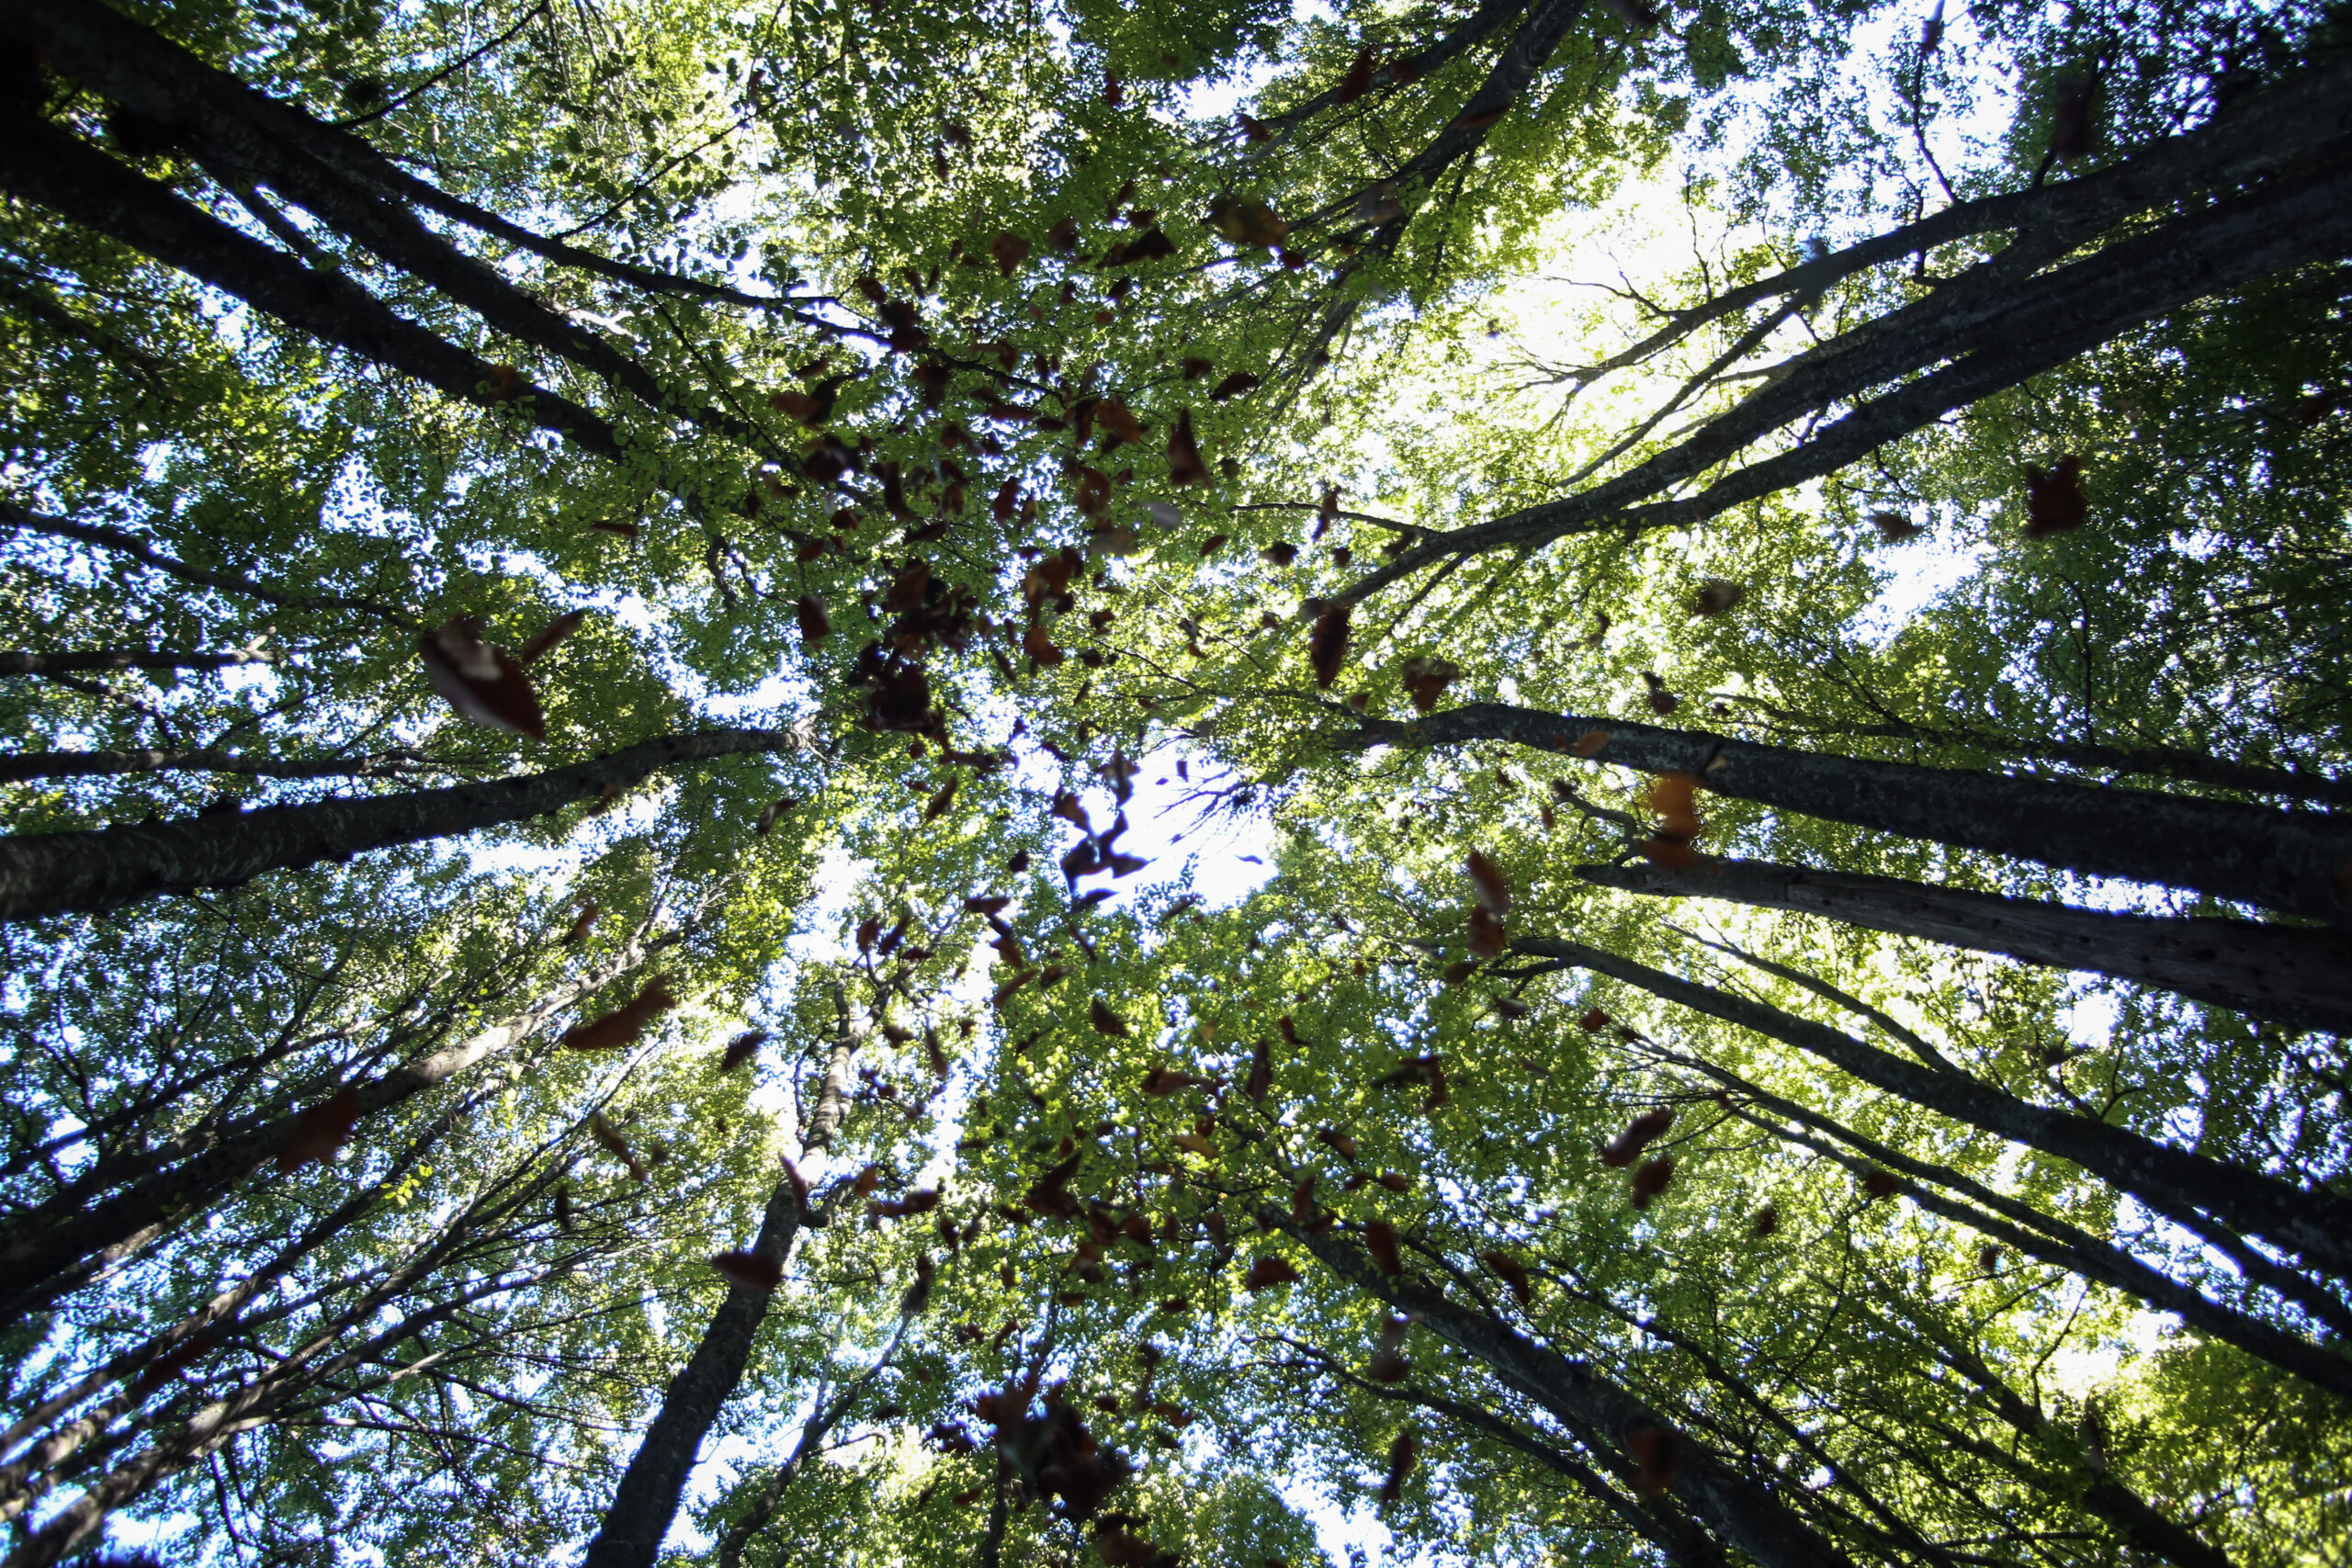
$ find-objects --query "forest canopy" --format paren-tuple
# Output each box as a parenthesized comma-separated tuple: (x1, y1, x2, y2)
(2, 0, 2348, 1565)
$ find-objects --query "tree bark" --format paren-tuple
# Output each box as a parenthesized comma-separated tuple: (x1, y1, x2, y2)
(0, 726, 803, 924)
(1335, 61, 2352, 604)
(1528, 51, 2352, 400)
(581, 986, 863, 1568)
(0, 942, 657, 1323)
(0, 1102, 457, 1521)
(1513, 935, 2352, 1279)
(0, 109, 623, 462)
(1298, 1228, 1860, 1568)
(1321, 1362, 1726, 1567)
(1729, 703, 2352, 809)
(1576, 857, 2352, 1032)
(1349, 702, 2352, 925)
(1881, 1310, 2237, 1568)
(0, 0, 823, 323)
(1687, 1055, 2352, 1400)
(1, 1220, 563, 1568)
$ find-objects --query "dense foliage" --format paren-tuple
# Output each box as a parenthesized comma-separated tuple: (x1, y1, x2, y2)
(2, 0, 2347, 1565)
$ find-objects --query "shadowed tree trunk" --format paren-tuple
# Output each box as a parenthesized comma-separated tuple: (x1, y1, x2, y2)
(1672, 1049, 2352, 1399)
(1294, 1344, 1731, 1567)
(1349, 703, 2352, 923)
(1297, 1226, 1860, 1568)
(1328, 54, 2352, 603)
(0, 726, 806, 924)
(0, 649, 279, 678)
(581, 980, 865, 1568)
(1576, 857, 2352, 1031)
(0, 1100, 464, 1526)
(1, 1153, 582, 1568)
(1511, 934, 2352, 1278)
(0, 938, 666, 1322)
(0, 107, 622, 459)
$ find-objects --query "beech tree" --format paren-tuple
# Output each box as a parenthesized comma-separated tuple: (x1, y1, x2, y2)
(6, 0, 2348, 1564)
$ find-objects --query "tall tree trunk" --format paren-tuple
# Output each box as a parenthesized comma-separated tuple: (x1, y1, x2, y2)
(0, 940, 661, 1322)
(581, 983, 864, 1568)
(1868, 1305, 2238, 1568)
(0, 0, 775, 444)
(0, 1, 820, 320)
(1317, 1360, 1728, 1567)
(1298, 1227, 1860, 1568)
(2, 1155, 571, 1567)
(0, 107, 623, 460)
(1350, 703, 2352, 924)
(1331, 57, 2352, 604)
(1, 649, 278, 678)
(1576, 858, 2352, 1032)
(1514, 935, 2352, 1279)
(0, 1101, 458, 1522)
(0, 726, 804, 924)
(0, 746, 436, 784)
(1657, 1049, 2352, 1399)
(1727, 702, 2352, 808)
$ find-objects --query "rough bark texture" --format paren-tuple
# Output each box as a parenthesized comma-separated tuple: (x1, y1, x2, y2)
(0, 1112, 451, 1523)
(1301, 1229, 1859, 1568)
(1515, 936, 2352, 1279)
(0, 0, 820, 321)
(0, 727, 801, 924)
(581, 988, 862, 1568)
(1534, 51, 2352, 396)
(1, 0, 755, 434)
(0, 109, 622, 460)
(578, 1173, 806, 1568)
(1577, 858, 2352, 1031)
(2, 1180, 543, 1568)
(1349, 702, 2352, 924)
(1367, 1379, 1722, 1566)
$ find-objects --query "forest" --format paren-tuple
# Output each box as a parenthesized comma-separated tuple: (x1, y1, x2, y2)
(1, 0, 2347, 1563)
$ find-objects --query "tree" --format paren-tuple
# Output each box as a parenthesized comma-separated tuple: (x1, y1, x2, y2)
(7, 0, 2350, 1562)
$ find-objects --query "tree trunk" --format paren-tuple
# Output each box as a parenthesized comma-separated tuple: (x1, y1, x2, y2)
(1728, 702, 2352, 808)
(0, 108, 623, 461)
(1333, 1370, 1727, 1567)
(1882, 1309, 2237, 1568)
(1576, 858, 2352, 1032)
(0, 726, 804, 924)
(0, 1105, 454, 1522)
(1299, 1227, 1860, 1568)
(0, 1, 817, 321)
(2, 1165, 565, 1568)
(581, 985, 863, 1568)
(1349, 702, 2352, 925)
(1687, 1053, 2352, 1400)
(0, 747, 435, 784)
(0, 942, 658, 1322)
(1514, 935, 2352, 1278)
(1334, 58, 2352, 603)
